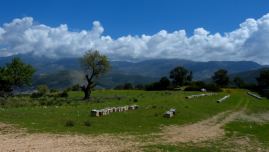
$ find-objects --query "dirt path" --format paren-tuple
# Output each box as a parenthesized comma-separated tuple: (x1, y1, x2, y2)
(1, 98, 268, 151)
(160, 99, 250, 143)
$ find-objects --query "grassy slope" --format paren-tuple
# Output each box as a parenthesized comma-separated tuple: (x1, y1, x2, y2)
(0, 89, 268, 151)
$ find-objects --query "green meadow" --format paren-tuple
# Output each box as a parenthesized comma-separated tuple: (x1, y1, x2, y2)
(0, 89, 268, 151)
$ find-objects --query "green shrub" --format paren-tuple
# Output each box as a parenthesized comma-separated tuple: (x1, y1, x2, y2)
(57, 91, 68, 98)
(46, 94, 54, 98)
(30, 92, 44, 98)
(46, 100, 54, 106)
(39, 101, 46, 106)
(37, 85, 49, 94)
(49, 89, 58, 93)
(65, 87, 72, 92)
(84, 120, 91, 126)
(133, 98, 138, 102)
(10, 100, 25, 108)
(71, 84, 81, 91)
(65, 100, 71, 104)
(114, 84, 123, 90)
(65, 120, 74, 127)
(0, 98, 7, 106)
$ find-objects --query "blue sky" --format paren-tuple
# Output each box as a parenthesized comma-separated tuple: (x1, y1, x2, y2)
(1, 0, 269, 64)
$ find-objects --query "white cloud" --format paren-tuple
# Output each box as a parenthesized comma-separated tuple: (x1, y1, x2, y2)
(1, 14, 269, 64)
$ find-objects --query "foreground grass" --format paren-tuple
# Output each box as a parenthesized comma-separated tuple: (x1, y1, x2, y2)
(0, 89, 269, 151)
(0, 90, 241, 135)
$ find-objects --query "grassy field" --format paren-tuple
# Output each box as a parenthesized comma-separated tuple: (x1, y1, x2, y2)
(0, 89, 268, 151)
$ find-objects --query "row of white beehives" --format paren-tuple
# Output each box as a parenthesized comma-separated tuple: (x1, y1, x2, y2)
(217, 95, 230, 103)
(164, 108, 176, 118)
(247, 92, 263, 100)
(186, 93, 217, 99)
(91, 105, 139, 117)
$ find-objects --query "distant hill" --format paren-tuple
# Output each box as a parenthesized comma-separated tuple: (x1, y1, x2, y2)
(0, 55, 264, 80)
(229, 67, 269, 84)
(203, 67, 269, 84)
(110, 59, 262, 80)
(29, 70, 159, 91)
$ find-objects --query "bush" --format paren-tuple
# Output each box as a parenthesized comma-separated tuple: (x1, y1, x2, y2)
(135, 84, 144, 90)
(65, 120, 74, 127)
(114, 84, 123, 90)
(133, 98, 138, 102)
(37, 85, 49, 94)
(71, 84, 81, 91)
(49, 89, 58, 93)
(184, 83, 222, 92)
(46, 100, 54, 106)
(84, 120, 91, 126)
(30, 92, 45, 98)
(65, 87, 72, 92)
(57, 91, 68, 98)
(39, 101, 46, 106)
(145, 82, 162, 91)
(123, 82, 134, 90)
(0, 98, 7, 106)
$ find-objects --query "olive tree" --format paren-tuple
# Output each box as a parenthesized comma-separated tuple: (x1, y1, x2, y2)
(0, 57, 37, 100)
(78, 50, 112, 100)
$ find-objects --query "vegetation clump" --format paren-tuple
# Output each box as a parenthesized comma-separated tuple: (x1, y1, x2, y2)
(84, 120, 91, 127)
(65, 120, 74, 127)
(184, 81, 222, 92)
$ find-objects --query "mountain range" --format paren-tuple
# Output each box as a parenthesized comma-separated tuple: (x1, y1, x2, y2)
(0, 55, 266, 80)
(1, 55, 268, 91)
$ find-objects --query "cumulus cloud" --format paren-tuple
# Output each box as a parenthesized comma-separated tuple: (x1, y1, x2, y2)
(1, 14, 269, 64)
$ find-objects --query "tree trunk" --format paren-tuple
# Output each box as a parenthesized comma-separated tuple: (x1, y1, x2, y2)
(83, 90, 91, 100)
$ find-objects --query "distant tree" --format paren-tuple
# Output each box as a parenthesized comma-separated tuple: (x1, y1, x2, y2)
(37, 85, 49, 94)
(123, 82, 134, 90)
(186, 71, 193, 82)
(135, 84, 144, 90)
(114, 84, 123, 90)
(65, 86, 72, 92)
(195, 81, 206, 86)
(212, 69, 230, 88)
(255, 70, 269, 89)
(49, 89, 58, 93)
(71, 84, 80, 91)
(79, 50, 112, 100)
(0, 57, 37, 100)
(159, 76, 170, 89)
(170, 66, 189, 87)
(144, 82, 162, 91)
(233, 77, 245, 88)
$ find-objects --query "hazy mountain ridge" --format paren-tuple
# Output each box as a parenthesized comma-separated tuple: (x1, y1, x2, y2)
(0, 55, 264, 81)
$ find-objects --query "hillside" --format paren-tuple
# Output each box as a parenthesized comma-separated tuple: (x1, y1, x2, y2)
(229, 67, 269, 84)
(203, 67, 269, 84)
(0, 55, 264, 80)
(29, 70, 159, 91)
